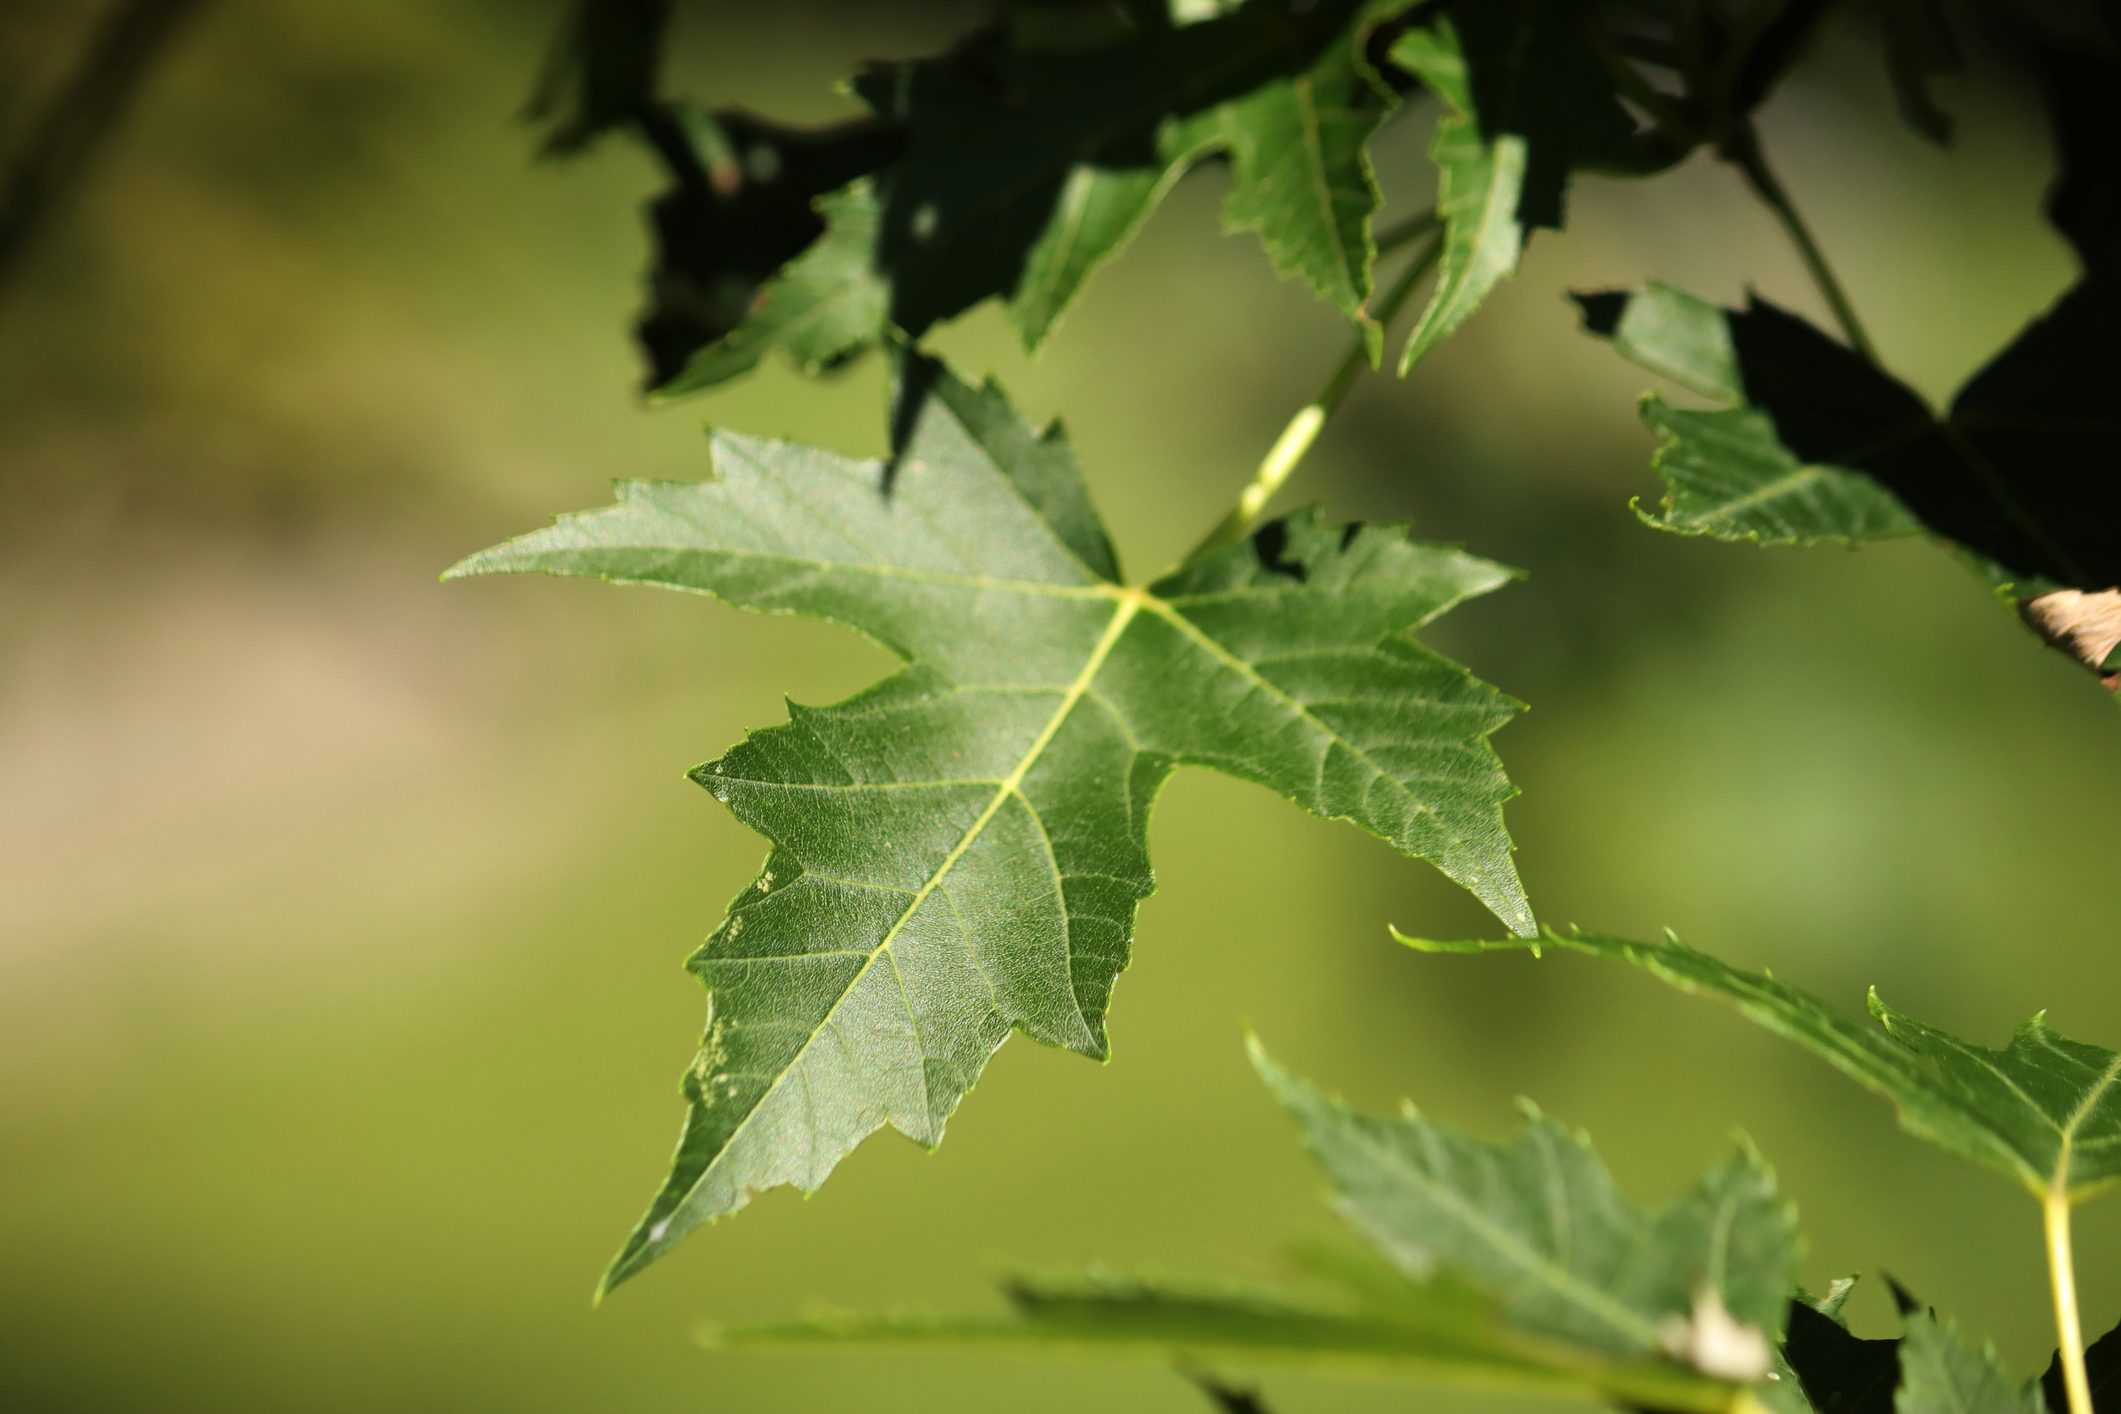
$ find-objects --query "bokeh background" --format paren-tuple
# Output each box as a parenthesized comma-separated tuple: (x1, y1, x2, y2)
(4, 3, 2118, 1411)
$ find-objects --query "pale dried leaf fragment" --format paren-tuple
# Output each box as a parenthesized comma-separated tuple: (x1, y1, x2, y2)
(2020, 588, 2121, 687)
(1657, 1288, 1773, 1384)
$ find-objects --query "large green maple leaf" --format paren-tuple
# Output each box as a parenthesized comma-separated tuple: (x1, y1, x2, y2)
(449, 351, 1532, 1291)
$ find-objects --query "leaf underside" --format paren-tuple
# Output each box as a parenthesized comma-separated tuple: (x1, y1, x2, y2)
(1402, 928, 2121, 1202)
(451, 350, 1532, 1291)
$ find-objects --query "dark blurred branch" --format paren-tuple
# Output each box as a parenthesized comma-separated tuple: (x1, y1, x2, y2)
(525, 0, 673, 153)
(0, 0, 210, 298)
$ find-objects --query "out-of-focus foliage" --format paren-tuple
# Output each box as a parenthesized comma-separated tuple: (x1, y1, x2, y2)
(720, 1040, 1796, 1412)
(7, 3, 2121, 1414)
(1404, 930, 2121, 1204)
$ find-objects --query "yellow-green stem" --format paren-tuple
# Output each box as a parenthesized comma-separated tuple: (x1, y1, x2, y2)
(1371, 206, 1440, 257)
(1188, 231, 1444, 559)
(2047, 1191, 2094, 1414)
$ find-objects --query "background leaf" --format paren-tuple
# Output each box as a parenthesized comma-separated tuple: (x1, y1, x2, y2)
(1897, 1312, 2044, 1414)
(706, 1041, 1787, 1412)
(1578, 14, 2121, 685)
(1401, 929, 2121, 1203)
(1254, 1037, 1795, 1371)
(649, 178, 893, 397)
(636, 122, 900, 393)
(710, 1267, 1749, 1410)
(1579, 277, 2121, 677)
(450, 351, 1532, 1290)
(1391, 0, 1662, 372)
(658, 0, 1403, 394)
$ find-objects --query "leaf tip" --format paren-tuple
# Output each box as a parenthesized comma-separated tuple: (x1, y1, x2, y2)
(440, 550, 496, 582)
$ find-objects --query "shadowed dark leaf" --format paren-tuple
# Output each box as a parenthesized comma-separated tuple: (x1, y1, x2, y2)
(2043, 1314, 2121, 1413)
(1577, 276, 2121, 675)
(526, 0, 672, 153)
(1781, 1289, 1900, 1414)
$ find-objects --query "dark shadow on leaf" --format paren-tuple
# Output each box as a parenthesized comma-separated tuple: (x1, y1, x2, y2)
(1248, 518, 1306, 582)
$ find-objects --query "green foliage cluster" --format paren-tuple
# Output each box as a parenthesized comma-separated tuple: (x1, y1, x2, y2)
(460, 1, 2121, 1409)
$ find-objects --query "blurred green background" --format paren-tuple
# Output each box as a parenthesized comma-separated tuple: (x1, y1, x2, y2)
(3, 3, 2118, 1411)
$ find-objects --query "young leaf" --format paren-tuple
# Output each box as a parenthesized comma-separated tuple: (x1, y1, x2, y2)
(1401, 929, 2121, 1204)
(1897, 1313, 2045, 1414)
(1578, 277, 2121, 678)
(1253, 1037, 1796, 1374)
(1391, 0, 1651, 373)
(664, 0, 1401, 394)
(449, 351, 1533, 1291)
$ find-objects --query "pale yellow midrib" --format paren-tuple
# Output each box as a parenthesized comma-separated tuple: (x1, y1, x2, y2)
(667, 587, 1144, 1219)
(1353, 1122, 1664, 1348)
(2053, 1051, 2121, 1199)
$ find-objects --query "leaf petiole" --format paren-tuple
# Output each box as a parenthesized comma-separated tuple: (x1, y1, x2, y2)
(2045, 1190, 2094, 1414)
(1188, 228, 1444, 560)
(1371, 205, 1441, 257)
(1726, 125, 1882, 367)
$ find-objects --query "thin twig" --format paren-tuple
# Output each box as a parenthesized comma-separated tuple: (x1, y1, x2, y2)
(0, 0, 211, 297)
(1727, 125, 1881, 365)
